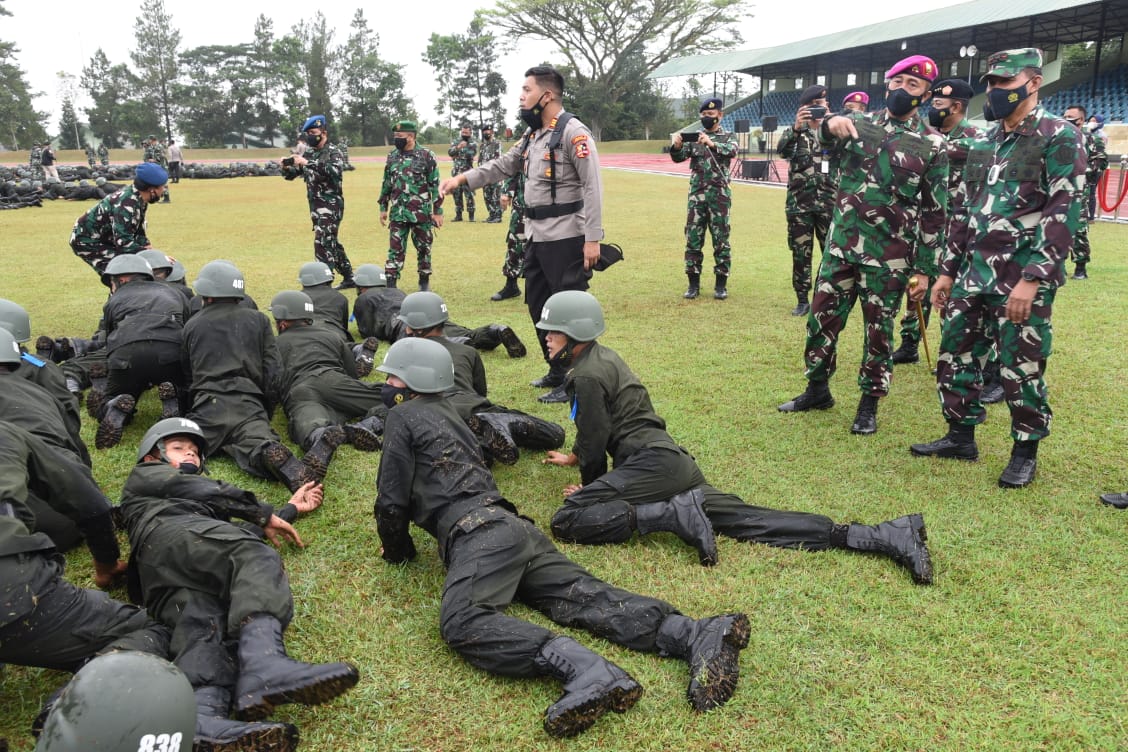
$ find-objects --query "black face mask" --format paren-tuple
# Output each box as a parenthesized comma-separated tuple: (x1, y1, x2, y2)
(178, 461, 200, 475)
(985, 83, 1030, 122)
(885, 88, 922, 118)
(520, 94, 548, 130)
(394, 137, 408, 151)
(147, 190, 162, 204)
(306, 131, 324, 148)
(382, 384, 410, 409)
(700, 116, 718, 130)
(927, 107, 951, 128)
(549, 339, 575, 369)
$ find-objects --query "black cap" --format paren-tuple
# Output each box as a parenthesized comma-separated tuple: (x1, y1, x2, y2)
(799, 85, 828, 106)
(930, 79, 975, 101)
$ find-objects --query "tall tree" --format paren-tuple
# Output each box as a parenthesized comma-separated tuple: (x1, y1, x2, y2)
(130, 0, 181, 140)
(482, 0, 748, 138)
(250, 15, 284, 146)
(292, 13, 335, 125)
(449, 19, 506, 131)
(81, 49, 150, 147)
(57, 97, 82, 149)
(423, 33, 462, 130)
(175, 44, 249, 147)
(337, 9, 413, 146)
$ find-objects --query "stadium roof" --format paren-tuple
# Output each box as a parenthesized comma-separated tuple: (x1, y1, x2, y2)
(649, 0, 1128, 80)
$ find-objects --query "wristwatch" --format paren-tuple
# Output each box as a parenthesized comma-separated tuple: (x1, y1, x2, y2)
(1021, 271, 1041, 282)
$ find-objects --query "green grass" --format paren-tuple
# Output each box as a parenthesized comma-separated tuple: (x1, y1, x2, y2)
(2, 160, 1128, 751)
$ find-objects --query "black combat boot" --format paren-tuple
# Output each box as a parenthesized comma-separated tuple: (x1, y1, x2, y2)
(533, 635, 643, 738)
(655, 612, 750, 712)
(491, 277, 521, 301)
(34, 335, 54, 361)
(301, 425, 347, 483)
(95, 393, 136, 449)
(910, 422, 978, 461)
(344, 415, 384, 452)
(1099, 491, 1128, 509)
(385, 275, 397, 289)
(262, 441, 315, 493)
(334, 277, 357, 290)
(1072, 262, 1088, 280)
(510, 414, 566, 450)
(86, 360, 109, 419)
(530, 365, 566, 389)
(791, 293, 810, 317)
(157, 381, 180, 419)
(843, 513, 933, 584)
(891, 336, 919, 364)
(418, 273, 431, 291)
(466, 413, 519, 465)
(234, 613, 359, 721)
(468, 210, 475, 222)
(194, 685, 299, 752)
(452, 212, 463, 222)
(634, 488, 718, 566)
(353, 337, 379, 377)
(489, 324, 527, 358)
(683, 273, 700, 299)
(538, 384, 570, 404)
(713, 273, 728, 300)
(778, 379, 834, 412)
(850, 394, 879, 435)
(998, 440, 1038, 489)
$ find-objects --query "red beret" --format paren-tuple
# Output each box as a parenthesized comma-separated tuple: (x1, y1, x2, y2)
(884, 55, 938, 83)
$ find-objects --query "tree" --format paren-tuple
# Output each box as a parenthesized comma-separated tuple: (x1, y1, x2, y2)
(292, 13, 335, 125)
(482, 0, 748, 139)
(423, 33, 462, 131)
(250, 15, 284, 146)
(57, 97, 82, 149)
(81, 49, 155, 147)
(450, 19, 506, 131)
(130, 0, 181, 140)
(336, 10, 413, 146)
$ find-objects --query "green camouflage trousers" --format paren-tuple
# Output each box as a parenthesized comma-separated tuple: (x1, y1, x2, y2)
(385, 220, 434, 282)
(683, 193, 731, 276)
(897, 276, 934, 343)
(804, 255, 908, 396)
(935, 287, 1056, 441)
(483, 183, 502, 220)
(310, 198, 354, 279)
(786, 209, 830, 296)
(502, 208, 526, 279)
(1071, 219, 1091, 264)
(451, 184, 476, 218)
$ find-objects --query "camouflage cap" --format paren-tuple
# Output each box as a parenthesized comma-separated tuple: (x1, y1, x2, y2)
(981, 48, 1043, 81)
(393, 120, 417, 133)
(930, 78, 975, 101)
(302, 115, 327, 131)
(699, 97, 723, 112)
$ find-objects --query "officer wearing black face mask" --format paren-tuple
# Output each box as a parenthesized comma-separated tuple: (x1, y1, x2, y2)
(378, 120, 444, 291)
(439, 65, 604, 406)
(69, 162, 168, 279)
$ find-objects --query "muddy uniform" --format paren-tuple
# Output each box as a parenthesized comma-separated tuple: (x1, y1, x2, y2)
(301, 283, 352, 340)
(102, 277, 190, 409)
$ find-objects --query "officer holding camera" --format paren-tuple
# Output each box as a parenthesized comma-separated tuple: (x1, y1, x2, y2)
(778, 85, 834, 316)
(670, 97, 738, 300)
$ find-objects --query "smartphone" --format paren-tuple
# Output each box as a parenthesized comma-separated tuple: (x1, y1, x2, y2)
(281, 156, 295, 167)
(680, 132, 701, 143)
(806, 106, 828, 120)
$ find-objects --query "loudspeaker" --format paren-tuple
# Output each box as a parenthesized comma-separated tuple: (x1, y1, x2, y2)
(734, 119, 750, 133)
(761, 116, 778, 133)
(741, 160, 767, 180)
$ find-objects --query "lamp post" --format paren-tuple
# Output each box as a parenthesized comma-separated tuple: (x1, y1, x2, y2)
(960, 45, 979, 85)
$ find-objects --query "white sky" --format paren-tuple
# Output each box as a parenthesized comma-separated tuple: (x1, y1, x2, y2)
(1, 0, 966, 135)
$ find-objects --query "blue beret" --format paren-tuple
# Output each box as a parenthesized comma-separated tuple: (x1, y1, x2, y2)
(135, 162, 168, 186)
(302, 115, 326, 131)
(700, 97, 723, 112)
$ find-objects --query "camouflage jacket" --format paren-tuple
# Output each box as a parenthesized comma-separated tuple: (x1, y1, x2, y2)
(940, 119, 982, 241)
(29, 145, 41, 168)
(297, 142, 345, 206)
(778, 124, 835, 214)
(819, 109, 949, 276)
(144, 142, 168, 167)
(941, 104, 1086, 293)
(504, 171, 526, 210)
(1083, 127, 1108, 182)
(669, 130, 737, 195)
(378, 147, 442, 223)
(97, 144, 109, 160)
(478, 138, 501, 166)
(448, 138, 477, 174)
(69, 184, 152, 254)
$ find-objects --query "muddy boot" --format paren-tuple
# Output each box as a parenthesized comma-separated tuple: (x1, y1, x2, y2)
(634, 488, 718, 566)
(157, 381, 180, 419)
(656, 612, 750, 712)
(490, 324, 527, 358)
(34, 335, 55, 361)
(385, 275, 397, 289)
(683, 273, 700, 300)
(777, 379, 833, 412)
(234, 613, 359, 721)
(344, 415, 384, 452)
(301, 425, 347, 483)
(713, 273, 728, 300)
(510, 414, 566, 450)
(467, 413, 519, 465)
(194, 685, 299, 752)
(891, 337, 919, 364)
(95, 394, 136, 449)
(353, 337, 379, 377)
(844, 513, 933, 585)
(533, 635, 643, 738)
(261, 441, 314, 493)
(491, 277, 521, 301)
(86, 360, 109, 419)
(30, 684, 65, 738)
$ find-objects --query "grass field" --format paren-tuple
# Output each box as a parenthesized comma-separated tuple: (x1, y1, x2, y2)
(2, 154, 1127, 751)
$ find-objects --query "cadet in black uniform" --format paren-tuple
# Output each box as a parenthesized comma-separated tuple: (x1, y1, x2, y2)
(539, 291, 933, 584)
(374, 338, 750, 739)
(297, 260, 352, 340)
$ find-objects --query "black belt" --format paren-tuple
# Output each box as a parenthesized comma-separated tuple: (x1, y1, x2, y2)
(524, 200, 583, 220)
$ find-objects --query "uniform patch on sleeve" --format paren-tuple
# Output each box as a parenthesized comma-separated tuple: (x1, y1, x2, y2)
(574, 141, 590, 159)
(571, 134, 587, 144)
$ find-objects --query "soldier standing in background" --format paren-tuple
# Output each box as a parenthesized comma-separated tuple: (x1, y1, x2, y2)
(911, 48, 1086, 489)
(478, 124, 503, 222)
(1062, 105, 1107, 280)
(490, 170, 526, 301)
(280, 115, 356, 289)
(670, 97, 738, 300)
(84, 144, 97, 169)
(778, 55, 948, 437)
(143, 135, 171, 203)
(378, 120, 444, 291)
(167, 139, 183, 184)
(97, 143, 110, 166)
(29, 141, 44, 181)
(448, 121, 477, 221)
(778, 85, 835, 316)
(841, 91, 869, 114)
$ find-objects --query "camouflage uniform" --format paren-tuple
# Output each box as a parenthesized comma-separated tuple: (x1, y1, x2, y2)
(806, 109, 948, 397)
(69, 185, 154, 275)
(84, 145, 97, 168)
(478, 135, 503, 221)
(378, 145, 442, 285)
(448, 136, 477, 220)
(29, 143, 43, 181)
(1071, 126, 1108, 265)
(97, 144, 110, 166)
(501, 172, 527, 279)
(143, 138, 170, 202)
(283, 140, 354, 281)
(935, 103, 1086, 441)
(669, 130, 738, 277)
(778, 125, 835, 299)
(339, 136, 352, 168)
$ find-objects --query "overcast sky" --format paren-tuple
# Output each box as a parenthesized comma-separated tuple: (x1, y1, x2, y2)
(2, 0, 966, 135)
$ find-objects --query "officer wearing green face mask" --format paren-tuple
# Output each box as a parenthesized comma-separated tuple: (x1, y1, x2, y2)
(378, 120, 444, 291)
